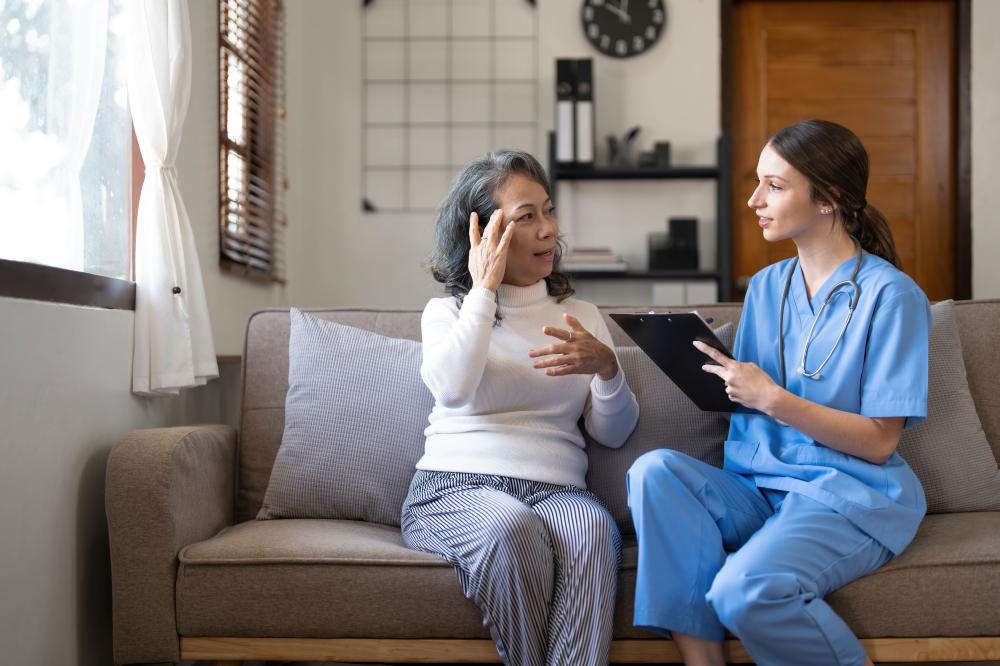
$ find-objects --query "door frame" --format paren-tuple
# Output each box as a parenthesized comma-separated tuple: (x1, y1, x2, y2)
(720, 0, 973, 300)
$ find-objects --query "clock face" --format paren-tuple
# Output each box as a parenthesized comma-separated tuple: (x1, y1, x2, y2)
(581, 0, 666, 58)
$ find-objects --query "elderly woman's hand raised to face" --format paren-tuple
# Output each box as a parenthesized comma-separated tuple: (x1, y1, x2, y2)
(529, 313, 620, 381)
(468, 209, 516, 293)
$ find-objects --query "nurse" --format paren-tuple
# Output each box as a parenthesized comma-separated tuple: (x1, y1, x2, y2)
(627, 119, 930, 666)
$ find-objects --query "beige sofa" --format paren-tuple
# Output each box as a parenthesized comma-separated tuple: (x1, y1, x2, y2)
(106, 301, 1000, 665)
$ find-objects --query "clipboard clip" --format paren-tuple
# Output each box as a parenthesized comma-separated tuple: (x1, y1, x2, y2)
(632, 309, 714, 325)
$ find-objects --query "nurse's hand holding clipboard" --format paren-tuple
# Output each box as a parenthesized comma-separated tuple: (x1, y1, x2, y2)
(693, 340, 779, 413)
(694, 338, 903, 465)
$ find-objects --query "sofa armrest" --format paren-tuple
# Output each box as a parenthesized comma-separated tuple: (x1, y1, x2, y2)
(106, 425, 237, 665)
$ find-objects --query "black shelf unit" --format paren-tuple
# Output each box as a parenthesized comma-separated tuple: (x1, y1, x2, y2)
(553, 165, 720, 180)
(548, 131, 732, 301)
(563, 269, 720, 281)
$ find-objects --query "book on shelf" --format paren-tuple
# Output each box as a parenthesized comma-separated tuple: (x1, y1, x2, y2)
(574, 58, 594, 164)
(555, 58, 595, 165)
(555, 59, 576, 163)
(562, 247, 627, 272)
(562, 261, 629, 272)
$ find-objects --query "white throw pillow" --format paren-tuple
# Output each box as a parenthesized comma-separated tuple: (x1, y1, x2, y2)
(257, 309, 434, 525)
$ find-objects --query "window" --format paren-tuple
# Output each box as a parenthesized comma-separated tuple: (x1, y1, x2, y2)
(0, 0, 132, 281)
(219, 0, 286, 283)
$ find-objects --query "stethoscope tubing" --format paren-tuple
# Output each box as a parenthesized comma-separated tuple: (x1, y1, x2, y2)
(777, 239, 864, 387)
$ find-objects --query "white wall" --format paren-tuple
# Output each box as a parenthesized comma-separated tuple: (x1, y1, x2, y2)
(283, 0, 440, 311)
(284, 0, 999, 308)
(283, 0, 721, 310)
(972, 0, 1000, 299)
(0, 297, 228, 666)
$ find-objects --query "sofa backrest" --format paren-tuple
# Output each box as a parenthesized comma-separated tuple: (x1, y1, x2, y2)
(953, 300, 1000, 463)
(237, 300, 1000, 522)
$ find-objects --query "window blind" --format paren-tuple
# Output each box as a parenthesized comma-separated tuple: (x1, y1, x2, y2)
(219, 0, 286, 283)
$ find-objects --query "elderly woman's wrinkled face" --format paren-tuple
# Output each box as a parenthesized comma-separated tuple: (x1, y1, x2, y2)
(492, 172, 559, 287)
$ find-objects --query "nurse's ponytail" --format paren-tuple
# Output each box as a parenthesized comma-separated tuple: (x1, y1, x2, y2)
(769, 119, 901, 269)
(846, 200, 900, 269)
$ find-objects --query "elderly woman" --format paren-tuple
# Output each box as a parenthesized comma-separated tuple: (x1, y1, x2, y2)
(401, 150, 639, 666)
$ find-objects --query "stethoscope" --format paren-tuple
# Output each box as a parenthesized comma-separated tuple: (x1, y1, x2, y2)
(777, 238, 863, 386)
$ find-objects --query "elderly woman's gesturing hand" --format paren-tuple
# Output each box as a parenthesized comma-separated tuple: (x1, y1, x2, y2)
(469, 210, 516, 292)
(528, 313, 619, 381)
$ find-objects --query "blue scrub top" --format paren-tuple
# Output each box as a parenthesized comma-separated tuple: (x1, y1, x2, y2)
(726, 252, 931, 555)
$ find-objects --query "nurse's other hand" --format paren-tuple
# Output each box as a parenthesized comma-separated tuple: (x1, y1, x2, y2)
(694, 340, 781, 413)
(529, 313, 619, 381)
(469, 209, 516, 292)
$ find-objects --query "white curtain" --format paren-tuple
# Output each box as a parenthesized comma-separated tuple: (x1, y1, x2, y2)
(126, 0, 218, 395)
(45, 0, 108, 272)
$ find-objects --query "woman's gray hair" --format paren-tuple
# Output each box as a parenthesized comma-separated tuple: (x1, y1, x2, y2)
(427, 150, 573, 323)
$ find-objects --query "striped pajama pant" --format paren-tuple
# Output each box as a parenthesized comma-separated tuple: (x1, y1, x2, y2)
(400, 470, 621, 666)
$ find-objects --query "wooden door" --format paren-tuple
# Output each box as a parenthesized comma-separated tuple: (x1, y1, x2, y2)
(729, 1, 956, 300)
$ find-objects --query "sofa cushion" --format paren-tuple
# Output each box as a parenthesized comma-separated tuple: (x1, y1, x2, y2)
(896, 300, 1000, 513)
(586, 323, 735, 532)
(239, 309, 426, 522)
(256, 310, 433, 525)
(827, 511, 1000, 637)
(175, 512, 1000, 639)
(177, 519, 490, 639)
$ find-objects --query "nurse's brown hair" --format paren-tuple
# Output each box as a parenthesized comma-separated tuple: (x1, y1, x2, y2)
(769, 119, 901, 269)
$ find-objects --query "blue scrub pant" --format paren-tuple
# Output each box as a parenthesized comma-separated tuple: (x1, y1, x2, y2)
(627, 449, 892, 666)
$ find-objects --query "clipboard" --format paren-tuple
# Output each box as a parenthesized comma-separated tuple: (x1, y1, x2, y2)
(610, 312, 737, 412)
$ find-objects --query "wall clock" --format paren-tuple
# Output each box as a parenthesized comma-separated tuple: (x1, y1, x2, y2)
(581, 0, 666, 58)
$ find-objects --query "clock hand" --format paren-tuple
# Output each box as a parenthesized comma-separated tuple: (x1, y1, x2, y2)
(603, 2, 631, 23)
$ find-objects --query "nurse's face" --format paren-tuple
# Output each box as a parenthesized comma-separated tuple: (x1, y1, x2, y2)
(494, 172, 559, 287)
(747, 143, 832, 244)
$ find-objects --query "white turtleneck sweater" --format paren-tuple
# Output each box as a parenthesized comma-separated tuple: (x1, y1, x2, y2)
(416, 280, 639, 488)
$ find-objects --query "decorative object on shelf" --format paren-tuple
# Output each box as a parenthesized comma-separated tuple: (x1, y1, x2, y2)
(638, 141, 671, 168)
(545, 131, 732, 301)
(581, 0, 666, 58)
(361, 0, 539, 213)
(555, 58, 595, 165)
(654, 141, 671, 167)
(562, 246, 628, 272)
(648, 217, 699, 270)
(607, 125, 641, 167)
